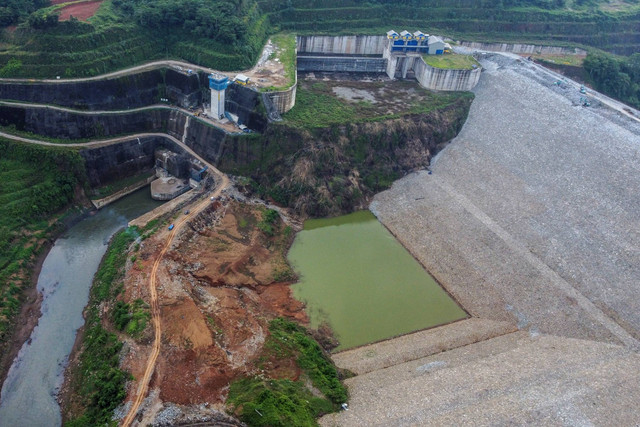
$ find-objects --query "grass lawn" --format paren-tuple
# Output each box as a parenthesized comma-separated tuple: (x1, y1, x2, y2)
(530, 53, 585, 67)
(423, 54, 480, 70)
(283, 79, 473, 128)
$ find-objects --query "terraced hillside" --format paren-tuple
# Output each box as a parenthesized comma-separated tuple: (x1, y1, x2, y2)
(1, 0, 640, 78)
(260, 0, 640, 56)
(0, 0, 270, 78)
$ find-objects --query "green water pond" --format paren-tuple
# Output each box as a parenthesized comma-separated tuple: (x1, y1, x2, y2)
(288, 210, 467, 351)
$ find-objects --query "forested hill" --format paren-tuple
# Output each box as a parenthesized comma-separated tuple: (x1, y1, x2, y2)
(0, 0, 270, 78)
(0, 0, 640, 78)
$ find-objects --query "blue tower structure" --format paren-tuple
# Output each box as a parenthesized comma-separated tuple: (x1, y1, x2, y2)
(209, 73, 230, 119)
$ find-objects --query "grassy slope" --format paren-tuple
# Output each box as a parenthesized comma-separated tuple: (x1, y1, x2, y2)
(0, 139, 85, 346)
(228, 318, 348, 427)
(423, 54, 480, 70)
(283, 80, 472, 128)
(262, 32, 297, 91)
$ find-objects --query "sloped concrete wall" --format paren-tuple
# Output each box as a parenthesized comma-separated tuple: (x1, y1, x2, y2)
(297, 35, 386, 56)
(414, 58, 481, 91)
(80, 136, 182, 188)
(264, 70, 297, 115)
(298, 56, 387, 73)
(458, 41, 587, 56)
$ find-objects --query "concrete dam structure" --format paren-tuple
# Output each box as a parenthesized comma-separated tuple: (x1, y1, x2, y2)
(414, 58, 481, 92)
(458, 41, 587, 56)
(296, 35, 481, 92)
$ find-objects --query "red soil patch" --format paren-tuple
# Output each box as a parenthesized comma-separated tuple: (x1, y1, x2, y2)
(119, 201, 311, 407)
(58, 0, 103, 21)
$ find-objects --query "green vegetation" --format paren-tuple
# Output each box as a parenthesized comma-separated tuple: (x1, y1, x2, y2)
(584, 51, 640, 108)
(1, 0, 639, 78)
(0, 139, 85, 346)
(423, 54, 480, 70)
(111, 298, 150, 337)
(257, 208, 280, 236)
(228, 318, 347, 427)
(530, 53, 585, 67)
(263, 32, 297, 91)
(0, 124, 93, 145)
(0, 0, 49, 26)
(222, 80, 473, 217)
(261, 0, 640, 56)
(0, 0, 270, 78)
(65, 228, 137, 426)
(283, 80, 471, 128)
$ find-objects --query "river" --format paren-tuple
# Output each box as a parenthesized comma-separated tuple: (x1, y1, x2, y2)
(289, 211, 467, 351)
(0, 187, 163, 427)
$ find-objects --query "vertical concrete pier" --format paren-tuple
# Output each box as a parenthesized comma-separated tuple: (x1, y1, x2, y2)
(209, 73, 230, 119)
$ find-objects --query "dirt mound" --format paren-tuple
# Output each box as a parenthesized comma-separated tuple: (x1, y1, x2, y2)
(120, 200, 307, 409)
(58, 0, 103, 21)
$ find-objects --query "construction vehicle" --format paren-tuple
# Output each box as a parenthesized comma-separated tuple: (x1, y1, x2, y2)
(580, 85, 586, 94)
(234, 74, 250, 85)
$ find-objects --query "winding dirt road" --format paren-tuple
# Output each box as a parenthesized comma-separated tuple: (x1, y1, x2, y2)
(121, 174, 229, 427)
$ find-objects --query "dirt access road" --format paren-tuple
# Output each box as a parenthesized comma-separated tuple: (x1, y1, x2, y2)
(0, 46, 289, 90)
(121, 174, 229, 427)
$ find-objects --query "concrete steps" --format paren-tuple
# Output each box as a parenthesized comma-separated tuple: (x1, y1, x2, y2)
(322, 333, 640, 426)
(332, 318, 516, 376)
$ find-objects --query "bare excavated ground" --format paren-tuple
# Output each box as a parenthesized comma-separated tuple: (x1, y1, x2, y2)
(322, 53, 640, 425)
(117, 200, 308, 423)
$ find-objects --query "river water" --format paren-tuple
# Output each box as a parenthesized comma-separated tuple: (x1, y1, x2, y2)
(289, 211, 467, 351)
(0, 187, 162, 427)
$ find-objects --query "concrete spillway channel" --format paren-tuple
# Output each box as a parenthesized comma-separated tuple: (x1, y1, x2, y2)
(320, 52, 640, 426)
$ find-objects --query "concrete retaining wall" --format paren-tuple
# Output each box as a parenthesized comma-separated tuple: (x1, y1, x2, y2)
(0, 69, 164, 110)
(297, 35, 386, 56)
(414, 58, 481, 91)
(91, 175, 155, 209)
(80, 136, 183, 188)
(458, 41, 587, 56)
(298, 56, 387, 73)
(225, 83, 269, 131)
(264, 70, 297, 115)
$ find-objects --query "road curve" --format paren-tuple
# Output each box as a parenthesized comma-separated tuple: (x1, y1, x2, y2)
(0, 100, 243, 136)
(0, 60, 235, 84)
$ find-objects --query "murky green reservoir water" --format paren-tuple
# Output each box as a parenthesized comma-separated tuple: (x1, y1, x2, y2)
(289, 211, 466, 351)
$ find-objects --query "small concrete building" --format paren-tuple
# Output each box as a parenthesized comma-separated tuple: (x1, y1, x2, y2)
(428, 36, 446, 55)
